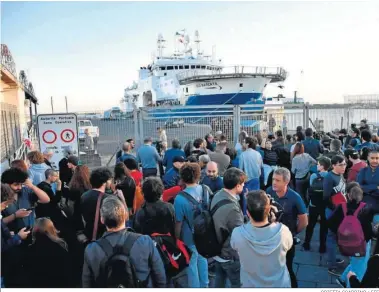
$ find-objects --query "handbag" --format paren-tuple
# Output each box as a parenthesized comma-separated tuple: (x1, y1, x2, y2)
(76, 192, 104, 244)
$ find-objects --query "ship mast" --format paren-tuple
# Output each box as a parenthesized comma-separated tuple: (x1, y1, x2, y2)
(194, 30, 202, 57)
(157, 33, 166, 58)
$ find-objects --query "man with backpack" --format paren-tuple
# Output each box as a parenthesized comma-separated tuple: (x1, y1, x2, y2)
(326, 183, 374, 287)
(303, 156, 331, 253)
(82, 196, 166, 288)
(211, 168, 246, 288)
(174, 163, 212, 288)
(323, 155, 347, 276)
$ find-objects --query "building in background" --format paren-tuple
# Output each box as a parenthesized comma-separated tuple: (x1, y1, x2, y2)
(344, 94, 379, 105)
(1, 44, 38, 172)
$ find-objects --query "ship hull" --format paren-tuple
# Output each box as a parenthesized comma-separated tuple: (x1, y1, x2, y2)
(185, 92, 263, 105)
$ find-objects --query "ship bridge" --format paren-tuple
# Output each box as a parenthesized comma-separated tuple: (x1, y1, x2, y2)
(176, 66, 287, 85)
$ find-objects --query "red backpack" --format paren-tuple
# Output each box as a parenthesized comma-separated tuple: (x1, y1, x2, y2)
(337, 202, 366, 257)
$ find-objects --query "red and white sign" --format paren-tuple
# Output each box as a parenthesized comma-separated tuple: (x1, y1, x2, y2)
(61, 129, 75, 143)
(42, 130, 57, 144)
(37, 113, 79, 170)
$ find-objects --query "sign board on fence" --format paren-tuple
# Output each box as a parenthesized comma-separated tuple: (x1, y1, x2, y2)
(37, 113, 79, 170)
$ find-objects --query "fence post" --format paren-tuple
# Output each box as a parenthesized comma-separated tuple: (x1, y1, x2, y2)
(138, 108, 144, 147)
(233, 105, 241, 146)
(133, 108, 140, 148)
(304, 102, 310, 129)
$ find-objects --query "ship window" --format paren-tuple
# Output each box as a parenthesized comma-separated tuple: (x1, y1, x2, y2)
(179, 65, 184, 69)
(191, 65, 196, 69)
(196, 65, 200, 69)
(201, 66, 206, 69)
(175, 66, 179, 70)
(160, 66, 166, 71)
(167, 66, 174, 70)
(186, 87, 188, 93)
(184, 65, 189, 69)
(239, 83, 243, 87)
(164, 73, 167, 76)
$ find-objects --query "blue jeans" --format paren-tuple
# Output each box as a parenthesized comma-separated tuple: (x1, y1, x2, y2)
(188, 246, 209, 288)
(325, 208, 337, 269)
(214, 260, 241, 288)
(340, 241, 371, 287)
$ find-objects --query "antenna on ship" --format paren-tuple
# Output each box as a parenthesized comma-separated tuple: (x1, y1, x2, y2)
(194, 30, 202, 57)
(212, 45, 216, 62)
(157, 33, 166, 58)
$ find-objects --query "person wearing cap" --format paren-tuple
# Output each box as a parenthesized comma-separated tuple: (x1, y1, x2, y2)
(163, 156, 185, 189)
(43, 149, 54, 168)
(345, 149, 367, 183)
(137, 137, 162, 178)
(67, 155, 79, 171)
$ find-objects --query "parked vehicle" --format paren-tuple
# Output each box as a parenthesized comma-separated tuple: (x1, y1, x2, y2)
(78, 120, 99, 144)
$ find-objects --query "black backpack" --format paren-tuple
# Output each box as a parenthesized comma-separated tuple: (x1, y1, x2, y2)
(307, 173, 324, 207)
(179, 188, 233, 258)
(96, 231, 147, 288)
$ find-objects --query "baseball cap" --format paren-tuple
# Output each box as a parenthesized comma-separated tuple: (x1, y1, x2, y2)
(67, 155, 79, 166)
(173, 156, 186, 163)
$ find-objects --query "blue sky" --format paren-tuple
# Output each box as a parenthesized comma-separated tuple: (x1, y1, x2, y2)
(2, 1, 379, 113)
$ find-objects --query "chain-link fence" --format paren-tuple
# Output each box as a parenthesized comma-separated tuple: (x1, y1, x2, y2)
(76, 103, 379, 169)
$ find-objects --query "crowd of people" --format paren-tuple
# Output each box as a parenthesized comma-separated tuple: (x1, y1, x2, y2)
(1, 121, 379, 288)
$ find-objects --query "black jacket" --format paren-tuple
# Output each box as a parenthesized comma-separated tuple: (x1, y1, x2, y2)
(133, 201, 175, 236)
(116, 176, 136, 209)
(59, 158, 73, 199)
(24, 236, 71, 287)
(36, 182, 67, 230)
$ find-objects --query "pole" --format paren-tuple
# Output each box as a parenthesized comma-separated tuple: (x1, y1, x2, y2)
(51, 96, 54, 113)
(65, 96, 68, 113)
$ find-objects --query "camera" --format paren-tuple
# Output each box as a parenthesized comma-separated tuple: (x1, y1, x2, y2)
(267, 195, 284, 223)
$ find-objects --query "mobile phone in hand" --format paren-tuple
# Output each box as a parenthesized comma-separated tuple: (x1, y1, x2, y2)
(25, 207, 35, 211)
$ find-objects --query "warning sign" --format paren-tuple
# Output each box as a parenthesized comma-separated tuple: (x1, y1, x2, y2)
(61, 129, 75, 143)
(37, 113, 79, 170)
(42, 130, 57, 144)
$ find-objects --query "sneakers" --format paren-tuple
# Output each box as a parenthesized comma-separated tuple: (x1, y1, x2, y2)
(336, 258, 344, 264)
(336, 278, 346, 288)
(328, 268, 341, 277)
(302, 242, 310, 251)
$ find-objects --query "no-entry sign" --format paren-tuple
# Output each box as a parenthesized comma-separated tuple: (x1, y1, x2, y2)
(37, 113, 79, 170)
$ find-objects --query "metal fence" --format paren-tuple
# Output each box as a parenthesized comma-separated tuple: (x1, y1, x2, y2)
(77, 103, 379, 169)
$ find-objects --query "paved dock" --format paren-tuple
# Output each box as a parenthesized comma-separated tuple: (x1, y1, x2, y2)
(295, 224, 347, 288)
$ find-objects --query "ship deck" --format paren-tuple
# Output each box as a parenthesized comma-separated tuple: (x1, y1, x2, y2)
(177, 65, 287, 85)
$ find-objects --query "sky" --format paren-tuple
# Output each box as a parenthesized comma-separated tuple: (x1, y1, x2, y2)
(2, 1, 379, 113)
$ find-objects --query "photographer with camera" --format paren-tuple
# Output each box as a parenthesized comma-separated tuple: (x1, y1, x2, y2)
(265, 167, 308, 288)
(231, 190, 293, 287)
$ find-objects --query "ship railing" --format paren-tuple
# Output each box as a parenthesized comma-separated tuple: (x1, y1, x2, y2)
(176, 66, 287, 82)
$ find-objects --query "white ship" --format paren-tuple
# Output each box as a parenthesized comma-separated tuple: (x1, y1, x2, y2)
(122, 30, 287, 110)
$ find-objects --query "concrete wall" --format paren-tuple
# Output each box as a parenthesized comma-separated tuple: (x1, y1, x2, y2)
(0, 79, 25, 166)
